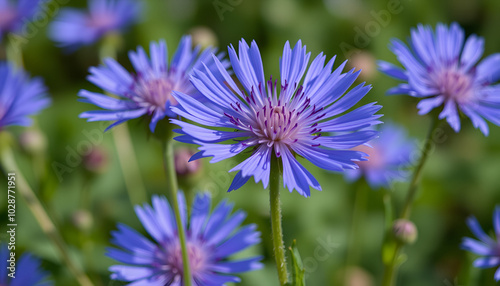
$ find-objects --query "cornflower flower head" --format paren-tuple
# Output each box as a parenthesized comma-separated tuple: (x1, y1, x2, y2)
(172, 39, 382, 197)
(0, 244, 53, 285)
(379, 22, 500, 136)
(79, 36, 228, 132)
(344, 123, 416, 189)
(107, 193, 262, 285)
(48, 0, 141, 50)
(461, 206, 500, 281)
(0, 0, 42, 41)
(0, 62, 50, 129)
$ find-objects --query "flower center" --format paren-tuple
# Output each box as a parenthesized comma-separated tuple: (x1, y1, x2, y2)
(434, 67, 473, 103)
(225, 79, 325, 149)
(133, 76, 177, 112)
(252, 102, 301, 145)
(163, 240, 208, 279)
(354, 144, 384, 169)
(0, 7, 17, 30)
(86, 12, 117, 30)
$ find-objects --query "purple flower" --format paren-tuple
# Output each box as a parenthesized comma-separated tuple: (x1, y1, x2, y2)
(172, 39, 382, 197)
(48, 0, 141, 50)
(0, 62, 50, 129)
(344, 123, 416, 189)
(79, 36, 227, 132)
(461, 206, 500, 281)
(0, 0, 43, 41)
(107, 193, 262, 285)
(379, 22, 500, 136)
(0, 244, 52, 286)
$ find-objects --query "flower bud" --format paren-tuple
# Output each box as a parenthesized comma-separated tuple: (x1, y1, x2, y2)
(83, 146, 109, 174)
(189, 26, 218, 49)
(19, 129, 47, 154)
(71, 209, 93, 232)
(348, 51, 376, 81)
(175, 148, 201, 176)
(393, 219, 418, 245)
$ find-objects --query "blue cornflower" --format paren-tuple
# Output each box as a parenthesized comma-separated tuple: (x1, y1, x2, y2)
(171, 39, 382, 197)
(461, 206, 500, 281)
(79, 36, 227, 132)
(0, 62, 50, 129)
(107, 193, 262, 285)
(48, 0, 141, 50)
(344, 123, 416, 189)
(0, 0, 43, 41)
(379, 22, 500, 136)
(0, 244, 52, 285)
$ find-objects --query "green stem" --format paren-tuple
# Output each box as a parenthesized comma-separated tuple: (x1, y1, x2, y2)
(98, 34, 147, 206)
(6, 34, 24, 68)
(270, 155, 289, 285)
(111, 124, 147, 205)
(0, 146, 94, 286)
(400, 117, 440, 220)
(345, 179, 368, 276)
(381, 117, 440, 286)
(161, 130, 192, 286)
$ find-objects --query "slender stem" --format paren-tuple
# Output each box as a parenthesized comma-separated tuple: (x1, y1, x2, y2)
(381, 241, 403, 286)
(1, 147, 94, 286)
(98, 33, 147, 206)
(381, 117, 440, 286)
(161, 129, 192, 286)
(345, 179, 368, 276)
(6, 34, 24, 68)
(270, 155, 289, 285)
(111, 124, 147, 205)
(400, 117, 440, 220)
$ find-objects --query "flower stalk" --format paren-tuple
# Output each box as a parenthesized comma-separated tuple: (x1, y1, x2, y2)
(161, 127, 192, 286)
(0, 139, 94, 286)
(382, 117, 440, 286)
(270, 154, 289, 285)
(99, 34, 147, 206)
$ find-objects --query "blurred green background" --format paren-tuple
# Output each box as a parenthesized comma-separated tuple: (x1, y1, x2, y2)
(1, 0, 500, 285)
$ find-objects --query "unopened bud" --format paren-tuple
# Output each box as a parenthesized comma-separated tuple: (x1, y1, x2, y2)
(72, 210, 93, 231)
(175, 148, 201, 176)
(189, 26, 218, 49)
(348, 51, 376, 81)
(19, 129, 47, 154)
(393, 219, 418, 244)
(83, 146, 108, 174)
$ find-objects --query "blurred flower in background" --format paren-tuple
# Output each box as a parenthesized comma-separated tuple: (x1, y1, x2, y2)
(175, 147, 202, 176)
(344, 123, 415, 189)
(0, 244, 52, 286)
(0, 63, 50, 129)
(79, 37, 228, 132)
(461, 206, 500, 281)
(0, 0, 43, 41)
(48, 0, 141, 50)
(172, 39, 382, 197)
(107, 193, 263, 285)
(82, 146, 109, 174)
(378, 22, 500, 136)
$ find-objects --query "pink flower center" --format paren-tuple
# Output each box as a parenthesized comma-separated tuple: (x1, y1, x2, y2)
(353, 144, 384, 170)
(252, 103, 302, 146)
(433, 67, 473, 103)
(86, 12, 117, 30)
(133, 77, 177, 112)
(225, 80, 325, 150)
(0, 7, 17, 30)
(163, 241, 208, 279)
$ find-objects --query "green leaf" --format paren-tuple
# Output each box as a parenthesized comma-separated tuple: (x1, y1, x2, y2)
(288, 239, 306, 286)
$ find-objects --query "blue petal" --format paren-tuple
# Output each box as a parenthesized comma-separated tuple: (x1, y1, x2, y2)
(229, 145, 272, 189)
(466, 216, 495, 245)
